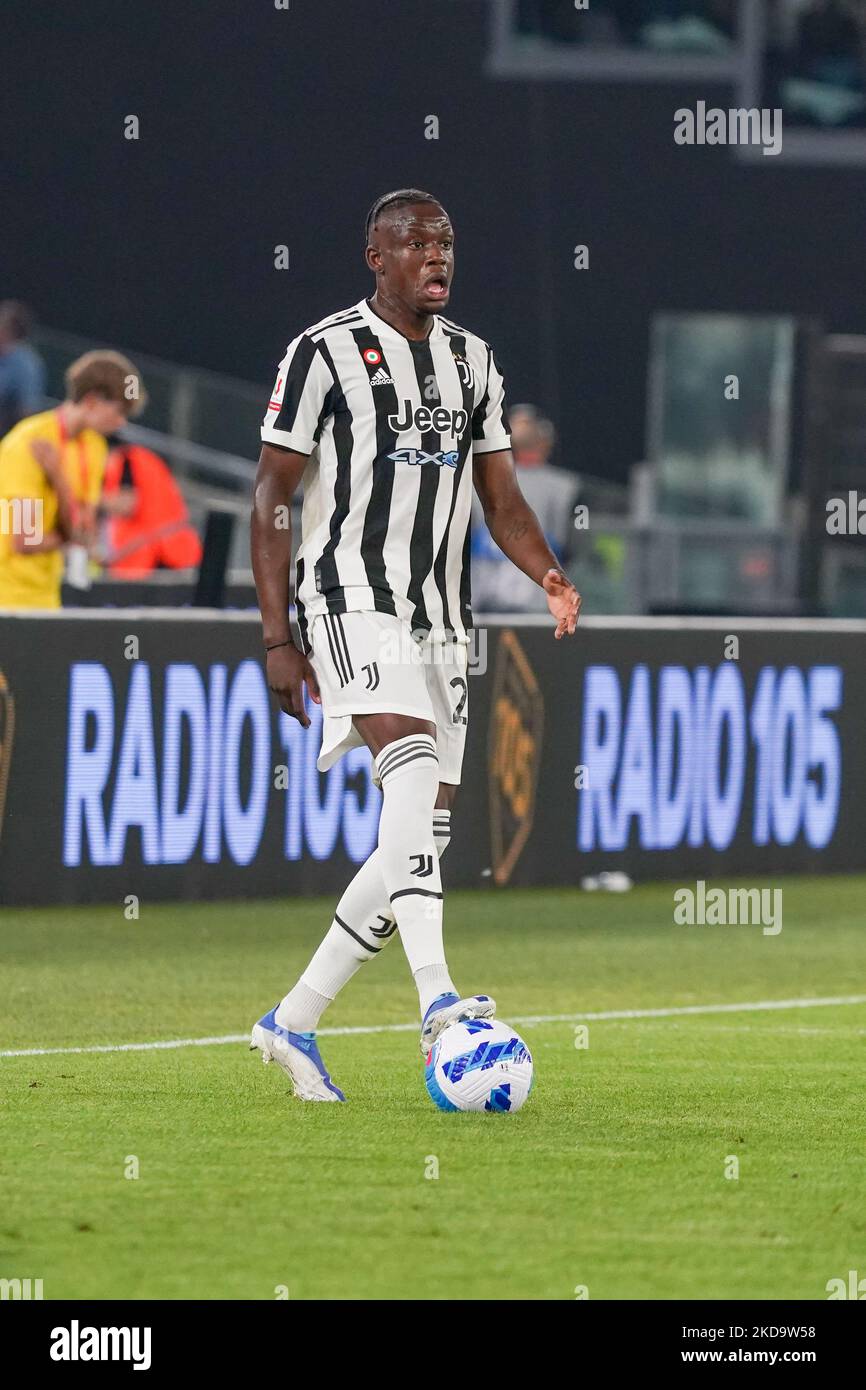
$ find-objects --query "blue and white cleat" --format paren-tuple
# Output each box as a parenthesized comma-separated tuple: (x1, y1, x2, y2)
(420, 992, 496, 1057)
(249, 1006, 346, 1102)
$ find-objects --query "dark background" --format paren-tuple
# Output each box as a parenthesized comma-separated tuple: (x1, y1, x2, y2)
(3, 0, 866, 484)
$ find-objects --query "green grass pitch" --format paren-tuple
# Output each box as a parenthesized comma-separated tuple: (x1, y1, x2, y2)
(1, 876, 864, 1301)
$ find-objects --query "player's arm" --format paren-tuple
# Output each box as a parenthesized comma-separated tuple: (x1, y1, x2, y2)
(250, 441, 320, 727)
(29, 438, 79, 541)
(473, 448, 581, 638)
(9, 521, 66, 554)
(0, 437, 71, 554)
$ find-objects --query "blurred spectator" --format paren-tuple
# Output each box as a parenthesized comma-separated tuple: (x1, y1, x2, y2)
(0, 350, 145, 609)
(0, 302, 46, 438)
(471, 404, 580, 613)
(100, 441, 202, 576)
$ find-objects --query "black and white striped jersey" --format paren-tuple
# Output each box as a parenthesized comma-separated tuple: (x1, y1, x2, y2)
(261, 297, 510, 648)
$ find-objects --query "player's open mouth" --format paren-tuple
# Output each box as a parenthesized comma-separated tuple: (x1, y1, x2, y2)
(423, 278, 449, 299)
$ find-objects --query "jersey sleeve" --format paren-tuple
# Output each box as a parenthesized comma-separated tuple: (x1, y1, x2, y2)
(261, 334, 333, 454)
(0, 435, 44, 501)
(471, 346, 511, 455)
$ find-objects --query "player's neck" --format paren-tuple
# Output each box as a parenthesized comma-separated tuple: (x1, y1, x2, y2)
(367, 292, 433, 343)
(58, 401, 85, 438)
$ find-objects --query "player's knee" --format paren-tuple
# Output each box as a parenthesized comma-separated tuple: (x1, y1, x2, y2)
(355, 711, 436, 755)
(374, 730, 439, 792)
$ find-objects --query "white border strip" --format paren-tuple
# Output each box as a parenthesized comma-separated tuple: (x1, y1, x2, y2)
(3, 994, 864, 1059)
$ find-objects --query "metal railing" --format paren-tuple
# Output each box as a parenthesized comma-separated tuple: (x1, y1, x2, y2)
(33, 326, 265, 471)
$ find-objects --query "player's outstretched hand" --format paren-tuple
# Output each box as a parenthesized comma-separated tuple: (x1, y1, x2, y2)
(266, 643, 321, 727)
(542, 568, 581, 639)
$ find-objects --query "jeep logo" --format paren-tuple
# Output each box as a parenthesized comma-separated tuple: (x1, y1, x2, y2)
(388, 400, 469, 436)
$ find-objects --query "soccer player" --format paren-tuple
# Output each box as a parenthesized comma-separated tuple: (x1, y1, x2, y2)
(250, 189, 580, 1101)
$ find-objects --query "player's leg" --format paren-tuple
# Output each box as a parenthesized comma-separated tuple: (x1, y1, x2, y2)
(251, 613, 453, 1099)
(274, 801, 454, 1029)
(354, 711, 461, 1017)
(352, 639, 493, 1048)
(408, 638, 494, 1052)
(281, 778, 456, 1030)
(250, 611, 385, 1101)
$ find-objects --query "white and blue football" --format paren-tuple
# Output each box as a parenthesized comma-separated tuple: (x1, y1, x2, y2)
(424, 1018, 534, 1113)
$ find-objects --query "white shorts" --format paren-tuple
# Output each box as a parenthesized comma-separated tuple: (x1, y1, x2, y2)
(308, 610, 469, 785)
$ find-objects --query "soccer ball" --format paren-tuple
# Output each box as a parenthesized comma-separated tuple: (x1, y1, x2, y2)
(424, 1018, 534, 1113)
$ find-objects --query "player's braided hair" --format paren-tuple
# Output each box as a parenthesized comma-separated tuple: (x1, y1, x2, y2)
(365, 189, 443, 242)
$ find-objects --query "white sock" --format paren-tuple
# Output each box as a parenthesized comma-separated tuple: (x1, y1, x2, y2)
(376, 735, 456, 1002)
(432, 809, 451, 857)
(414, 963, 457, 1018)
(274, 980, 329, 1033)
(275, 808, 453, 1031)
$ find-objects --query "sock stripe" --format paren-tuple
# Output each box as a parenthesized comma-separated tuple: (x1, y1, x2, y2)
(389, 887, 443, 903)
(334, 912, 381, 954)
(377, 739, 438, 783)
(376, 736, 435, 776)
(379, 749, 439, 784)
(377, 737, 425, 758)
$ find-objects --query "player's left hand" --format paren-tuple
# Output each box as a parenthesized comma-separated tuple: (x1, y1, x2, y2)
(542, 568, 581, 639)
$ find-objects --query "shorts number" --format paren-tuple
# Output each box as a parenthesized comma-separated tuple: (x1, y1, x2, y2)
(450, 676, 468, 726)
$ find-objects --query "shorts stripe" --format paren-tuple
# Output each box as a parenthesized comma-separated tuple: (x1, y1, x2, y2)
(323, 614, 350, 687)
(333, 613, 354, 681)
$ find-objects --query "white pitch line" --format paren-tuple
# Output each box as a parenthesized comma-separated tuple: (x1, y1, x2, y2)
(2, 994, 865, 1060)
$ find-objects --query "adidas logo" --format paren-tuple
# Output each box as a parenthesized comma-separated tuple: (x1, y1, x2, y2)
(370, 367, 394, 386)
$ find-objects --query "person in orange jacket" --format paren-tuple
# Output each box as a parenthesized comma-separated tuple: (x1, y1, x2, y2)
(100, 442, 203, 575)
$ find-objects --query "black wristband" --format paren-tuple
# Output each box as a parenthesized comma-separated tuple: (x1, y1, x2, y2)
(265, 640, 292, 652)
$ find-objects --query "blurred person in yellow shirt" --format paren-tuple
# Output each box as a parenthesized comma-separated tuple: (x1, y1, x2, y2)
(0, 350, 146, 608)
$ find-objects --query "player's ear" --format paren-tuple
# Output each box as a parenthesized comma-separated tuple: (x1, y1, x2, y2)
(365, 244, 383, 275)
